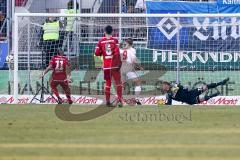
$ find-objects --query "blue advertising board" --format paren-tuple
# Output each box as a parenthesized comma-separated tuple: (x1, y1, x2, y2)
(217, 0, 240, 6)
(146, 1, 240, 51)
(0, 42, 8, 69)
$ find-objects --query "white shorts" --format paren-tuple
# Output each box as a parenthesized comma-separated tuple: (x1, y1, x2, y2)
(122, 71, 139, 83)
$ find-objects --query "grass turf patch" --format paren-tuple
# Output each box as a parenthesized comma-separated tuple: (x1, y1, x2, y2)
(0, 105, 240, 159)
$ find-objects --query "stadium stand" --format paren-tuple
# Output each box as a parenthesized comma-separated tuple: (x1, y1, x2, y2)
(0, 0, 7, 41)
(14, 0, 214, 69)
(98, 0, 119, 13)
(14, 0, 147, 69)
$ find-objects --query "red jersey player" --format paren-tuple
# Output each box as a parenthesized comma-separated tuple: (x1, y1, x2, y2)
(95, 25, 123, 107)
(40, 49, 73, 104)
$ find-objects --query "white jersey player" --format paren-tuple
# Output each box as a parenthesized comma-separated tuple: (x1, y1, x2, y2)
(120, 38, 143, 105)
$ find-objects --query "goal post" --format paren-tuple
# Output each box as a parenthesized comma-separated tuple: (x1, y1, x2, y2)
(12, 13, 240, 104)
(13, 13, 18, 104)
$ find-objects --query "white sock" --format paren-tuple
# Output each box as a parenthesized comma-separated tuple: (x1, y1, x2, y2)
(135, 86, 141, 99)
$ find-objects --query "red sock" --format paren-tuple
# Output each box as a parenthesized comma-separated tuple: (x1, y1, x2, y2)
(61, 82, 72, 102)
(112, 70, 123, 102)
(116, 84, 122, 101)
(105, 79, 111, 102)
(51, 81, 60, 98)
(66, 95, 72, 102)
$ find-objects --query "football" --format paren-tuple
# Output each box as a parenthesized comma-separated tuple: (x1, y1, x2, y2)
(6, 54, 14, 63)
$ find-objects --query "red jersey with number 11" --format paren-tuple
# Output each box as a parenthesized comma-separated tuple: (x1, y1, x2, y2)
(49, 55, 70, 81)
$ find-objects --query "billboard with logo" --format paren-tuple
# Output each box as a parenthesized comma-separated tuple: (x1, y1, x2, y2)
(78, 44, 240, 71)
(217, 0, 240, 6)
(146, 1, 240, 51)
(0, 95, 239, 105)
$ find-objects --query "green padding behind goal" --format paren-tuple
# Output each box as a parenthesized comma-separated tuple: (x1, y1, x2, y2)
(94, 55, 103, 69)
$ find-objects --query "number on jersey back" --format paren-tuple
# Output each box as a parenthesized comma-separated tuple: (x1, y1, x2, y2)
(50, 55, 70, 81)
(95, 36, 121, 70)
(120, 47, 137, 72)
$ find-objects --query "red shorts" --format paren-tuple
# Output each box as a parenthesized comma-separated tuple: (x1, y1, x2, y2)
(104, 68, 121, 80)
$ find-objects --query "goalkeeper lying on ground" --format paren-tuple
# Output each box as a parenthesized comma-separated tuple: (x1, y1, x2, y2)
(161, 78, 229, 105)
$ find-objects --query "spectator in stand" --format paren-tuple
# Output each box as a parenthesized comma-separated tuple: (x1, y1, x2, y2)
(65, 0, 79, 32)
(0, 0, 7, 40)
(127, 3, 136, 13)
(135, 0, 146, 13)
(113, 0, 119, 13)
(39, 17, 63, 68)
(125, 3, 136, 38)
(63, 0, 79, 52)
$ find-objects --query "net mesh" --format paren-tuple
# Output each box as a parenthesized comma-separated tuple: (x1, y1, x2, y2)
(9, 14, 240, 103)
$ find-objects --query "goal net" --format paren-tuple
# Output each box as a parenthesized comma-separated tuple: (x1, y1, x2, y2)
(10, 13, 240, 105)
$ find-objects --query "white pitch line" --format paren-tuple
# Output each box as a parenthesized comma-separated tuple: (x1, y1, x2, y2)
(0, 156, 240, 160)
(0, 143, 240, 149)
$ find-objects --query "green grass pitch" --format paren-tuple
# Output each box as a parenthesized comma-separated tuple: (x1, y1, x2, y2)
(0, 105, 240, 160)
